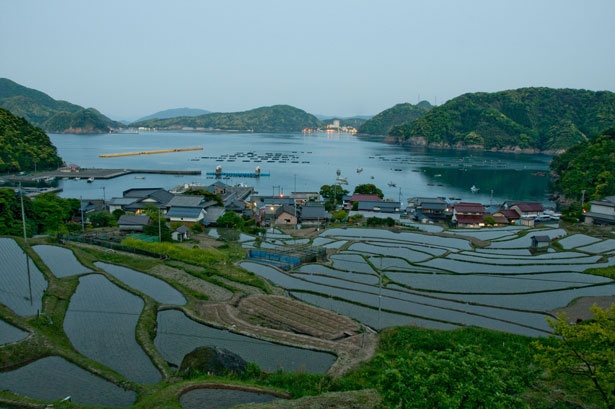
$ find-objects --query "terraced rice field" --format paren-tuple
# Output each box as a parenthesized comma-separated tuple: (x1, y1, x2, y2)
(0, 238, 47, 316)
(33, 244, 92, 277)
(240, 226, 615, 336)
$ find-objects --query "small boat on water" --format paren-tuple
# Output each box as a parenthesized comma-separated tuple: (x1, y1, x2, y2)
(336, 176, 348, 184)
(388, 181, 396, 187)
(356, 167, 363, 173)
(87, 177, 94, 183)
(470, 185, 480, 193)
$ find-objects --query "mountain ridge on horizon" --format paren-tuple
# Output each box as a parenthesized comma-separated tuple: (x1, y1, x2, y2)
(2, 78, 613, 150)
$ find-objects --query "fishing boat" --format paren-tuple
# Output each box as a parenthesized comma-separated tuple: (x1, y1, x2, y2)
(388, 181, 396, 187)
(470, 185, 480, 193)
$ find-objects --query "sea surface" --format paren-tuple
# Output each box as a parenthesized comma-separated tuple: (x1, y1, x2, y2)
(49, 131, 554, 207)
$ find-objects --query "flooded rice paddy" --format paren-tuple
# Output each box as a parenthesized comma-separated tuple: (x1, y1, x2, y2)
(155, 309, 336, 373)
(95, 261, 187, 305)
(1, 225, 614, 406)
(0, 356, 136, 406)
(64, 273, 163, 384)
(240, 226, 615, 337)
(0, 238, 47, 316)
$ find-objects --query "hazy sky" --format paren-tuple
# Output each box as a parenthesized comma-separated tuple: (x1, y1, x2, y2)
(1, 0, 614, 120)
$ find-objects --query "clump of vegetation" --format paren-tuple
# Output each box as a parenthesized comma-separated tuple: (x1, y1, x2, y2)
(534, 304, 615, 409)
(0, 106, 63, 173)
(550, 126, 615, 202)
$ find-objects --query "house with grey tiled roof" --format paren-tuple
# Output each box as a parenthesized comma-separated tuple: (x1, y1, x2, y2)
(357, 200, 402, 213)
(117, 215, 150, 232)
(166, 195, 212, 224)
(585, 196, 615, 225)
(172, 225, 190, 241)
(300, 204, 331, 227)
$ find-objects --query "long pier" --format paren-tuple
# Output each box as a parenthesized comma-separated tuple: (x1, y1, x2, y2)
(206, 171, 270, 177)
(99, 147, 203, 158)
(11, 168, 201, 182)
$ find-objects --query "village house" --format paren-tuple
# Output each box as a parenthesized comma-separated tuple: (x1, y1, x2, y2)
(530, 235, 551, 252)
(117, 214, 150, 232)
(165, 195, 212, 225)
(171, 225, 190, 241)
(356, 200, 402, 213)
(407, 197, 449, 221)
(452, 202, 486, 228)
(300, 203, 331, 228)
(584, 196, 615, 225)
(490, 209, 521, 225)
(275, 205, 299, 226)
(344, 193, 381, 210)
(509, 201, 545, 218)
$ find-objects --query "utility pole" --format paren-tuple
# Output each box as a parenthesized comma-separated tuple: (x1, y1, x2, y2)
(19, 183, 33, 305)
(80, 196, 85, 232)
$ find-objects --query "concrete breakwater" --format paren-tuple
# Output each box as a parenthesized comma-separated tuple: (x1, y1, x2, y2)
(9, 168, 201, 183)
(99, 147, 203, 158)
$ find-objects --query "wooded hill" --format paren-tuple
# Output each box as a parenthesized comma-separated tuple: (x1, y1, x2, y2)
(0, 78, 120, 134)
(357, 101, 432, 135)
(550, 126, 615, 202)
(0, 107, 63, 173)
(389, 88, 615, 152)
(132, 104, 323, 133)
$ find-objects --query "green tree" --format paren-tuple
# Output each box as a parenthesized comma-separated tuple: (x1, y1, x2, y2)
(217, 211, 245, 229)
(377, 345, 527, 408)
(534, 304, 615, 409)
(320, 184, 348, 210)
(31, 193, 73, 234)
(331, 209, 348, 222)
(88, 211, 115, 228)
(0, 188, 28, 235)
(142, 204, 171, 241)
(353, 183, 384, 199)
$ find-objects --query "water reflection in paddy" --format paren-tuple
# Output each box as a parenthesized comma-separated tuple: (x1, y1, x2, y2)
(64, 274, 161, 384)
(0, 238, 47, 316)
(241, 261, 552, 336)
(292, 292, 459, 331)
(95, 261, 187, 305)
(0, 356, 136, 406)
(33, 244, 92, 277)
(155, 309, 335, 373)
(385, 272, 612, 293)
(0, 319, 27, 345)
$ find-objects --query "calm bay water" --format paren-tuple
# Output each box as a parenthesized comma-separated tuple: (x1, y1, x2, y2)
(49, 131, 554, 206)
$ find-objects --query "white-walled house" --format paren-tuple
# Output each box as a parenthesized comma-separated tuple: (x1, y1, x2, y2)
(585, 196, 615, 225)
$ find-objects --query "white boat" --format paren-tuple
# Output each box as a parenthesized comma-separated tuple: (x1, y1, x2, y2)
(470, 185, 480, 193)
(336, 176, 348, 184)
(87, 177, 94, 183)
(356, 167, 363, 173)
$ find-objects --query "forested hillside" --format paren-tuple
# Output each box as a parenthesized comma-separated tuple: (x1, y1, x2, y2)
(357, 101, 432, 135)
(0, 107, 63, 173)
(0, 78, 120, 134)
(389, 88, 615, 152)
(132, 105, 323, 133)
(550, 126, 615, 202)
